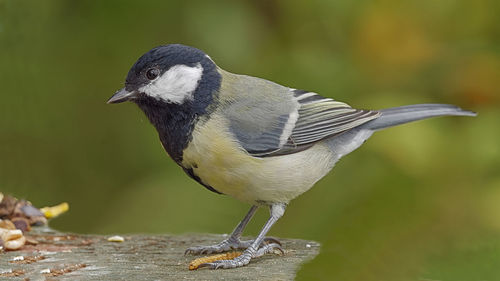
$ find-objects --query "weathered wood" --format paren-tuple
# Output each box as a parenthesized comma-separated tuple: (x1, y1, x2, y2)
(1, 227, 319, 280)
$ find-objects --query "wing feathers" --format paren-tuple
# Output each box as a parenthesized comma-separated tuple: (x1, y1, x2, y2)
(218, 72, 380, 157)
(277, 91, 379, 148)
(265, 91, 379, 156)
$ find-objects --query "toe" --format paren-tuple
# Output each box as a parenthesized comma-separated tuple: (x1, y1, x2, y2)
(197, 262, 216, 269)
(263, 237, 282, 246)
(199, 255, 251, 269)
(199, 261, 228, 269)
(185, 248, 196, 255)
(253, 242, 284, 258)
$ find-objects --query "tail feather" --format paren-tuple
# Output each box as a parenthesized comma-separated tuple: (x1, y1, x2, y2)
(363, 104, 477, 131)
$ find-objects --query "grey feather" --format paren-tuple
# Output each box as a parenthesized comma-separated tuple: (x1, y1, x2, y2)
(217, 70, 381, 157)
(269, 91, 379, 156)
(219, 71, 298, 155)
(217, 69, 476, 157)
(361, 104, 477, 131)
(322, 103, 476, 164)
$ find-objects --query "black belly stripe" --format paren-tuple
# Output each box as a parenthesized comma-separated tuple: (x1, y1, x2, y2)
(182, 167, 223, 195)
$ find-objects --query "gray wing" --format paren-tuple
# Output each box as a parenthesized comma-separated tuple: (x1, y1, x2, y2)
(276, 90, 380, 155)
(218, 72, 380, 157)
(219, 72, 298, 155)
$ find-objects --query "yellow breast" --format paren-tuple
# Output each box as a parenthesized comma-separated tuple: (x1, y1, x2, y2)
(181, 115, 335, 204)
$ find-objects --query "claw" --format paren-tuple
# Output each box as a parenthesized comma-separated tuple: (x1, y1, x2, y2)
(262, 237, 282, 246)
(185, 236, 281, 256)
(197, 262, 229, 269)
(191, 243, 284, 270)
(275, 245, 284, 255)
(254, 242, 284, 258)
(197, 262, 215, 269)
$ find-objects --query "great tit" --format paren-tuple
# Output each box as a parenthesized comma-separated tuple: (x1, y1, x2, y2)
(108, 44, 476, 269)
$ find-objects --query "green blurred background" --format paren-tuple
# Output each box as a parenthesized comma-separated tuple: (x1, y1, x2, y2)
(1, 0, 499, 280)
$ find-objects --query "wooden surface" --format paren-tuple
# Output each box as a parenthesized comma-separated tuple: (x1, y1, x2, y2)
(1, 227, 320, 280)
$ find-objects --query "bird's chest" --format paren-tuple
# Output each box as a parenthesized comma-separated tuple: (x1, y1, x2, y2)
(180, 116, 261, 200)
(180, 116, 337, 204)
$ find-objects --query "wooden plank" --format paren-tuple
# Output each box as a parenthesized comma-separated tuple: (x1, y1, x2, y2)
(1, 227, 320, 280)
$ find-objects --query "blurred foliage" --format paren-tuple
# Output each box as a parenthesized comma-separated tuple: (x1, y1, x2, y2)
(1, 0, 499, 280)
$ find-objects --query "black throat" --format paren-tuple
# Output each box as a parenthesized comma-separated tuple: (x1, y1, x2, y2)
(135, 99, 197, 164)
(134, 63, 221, 165)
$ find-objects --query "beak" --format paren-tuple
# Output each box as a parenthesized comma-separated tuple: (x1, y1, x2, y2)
(107, 88, 138, 104)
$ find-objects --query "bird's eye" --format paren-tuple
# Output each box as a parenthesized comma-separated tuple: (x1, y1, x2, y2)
(146, 68, 160, 80)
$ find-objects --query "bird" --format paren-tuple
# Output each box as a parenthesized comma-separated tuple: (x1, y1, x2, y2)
(107, 44, 476, 269)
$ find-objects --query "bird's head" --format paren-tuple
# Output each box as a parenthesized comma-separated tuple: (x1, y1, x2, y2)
(108, 44, 220, 111)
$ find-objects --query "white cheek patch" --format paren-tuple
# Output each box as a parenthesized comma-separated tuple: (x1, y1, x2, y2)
(139, 63, 204, 104)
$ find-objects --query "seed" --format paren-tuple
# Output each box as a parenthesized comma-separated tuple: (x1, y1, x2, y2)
(107, 235, 125, 242)
(0, 220, 16, 230)
(40, 202, 69, 219)
(0, 228, 26, 250)
(4, 236, 26, 250)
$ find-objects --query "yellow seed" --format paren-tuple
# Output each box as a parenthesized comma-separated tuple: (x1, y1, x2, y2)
(0, 228, 23, 241)
(40, 202, 69, 219)
(1, 227, 26, 250)
(4, 236, 26, 250)
(107, 235, 125, 242)
(189, 252, 242, 270)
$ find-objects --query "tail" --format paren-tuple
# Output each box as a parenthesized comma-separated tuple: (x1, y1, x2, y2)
(363, 104, 477, 131)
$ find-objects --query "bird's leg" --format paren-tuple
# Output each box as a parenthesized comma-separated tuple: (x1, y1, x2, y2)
(199, 203, 286, 269)
(185, 205, 264, 255)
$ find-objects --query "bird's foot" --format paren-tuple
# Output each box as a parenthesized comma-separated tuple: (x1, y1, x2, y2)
(198, 242, 284, 269)
(185, 237, 281, 255)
